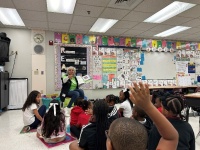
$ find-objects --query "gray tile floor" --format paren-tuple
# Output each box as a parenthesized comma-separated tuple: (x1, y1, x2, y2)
(0, 108, 200, 150)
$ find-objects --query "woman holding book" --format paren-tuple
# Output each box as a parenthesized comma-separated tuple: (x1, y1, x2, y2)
(60, 66, 85, 116)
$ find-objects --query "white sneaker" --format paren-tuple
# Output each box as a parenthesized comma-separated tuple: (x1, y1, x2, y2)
(64, 107, 71, 117)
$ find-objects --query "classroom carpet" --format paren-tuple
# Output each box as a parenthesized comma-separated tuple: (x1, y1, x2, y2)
(38, 133, 75, 148)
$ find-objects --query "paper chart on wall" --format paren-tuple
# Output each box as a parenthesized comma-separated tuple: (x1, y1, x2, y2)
(92, 54, 103, 89)
(101, 48, 117, 89)
(116, 49, 139, 88)
(176, 61, 188, 74)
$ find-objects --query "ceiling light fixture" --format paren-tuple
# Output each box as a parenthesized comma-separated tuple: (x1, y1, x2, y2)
(47, 0, 77, 14)
(154, 26, 191, 37)
(144, 1, 196, 23)
(0, 7, 25, 26)
(89, 18, 118, 33)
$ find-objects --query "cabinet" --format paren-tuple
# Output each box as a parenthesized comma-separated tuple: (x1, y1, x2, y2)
(0, 72, 9, 110)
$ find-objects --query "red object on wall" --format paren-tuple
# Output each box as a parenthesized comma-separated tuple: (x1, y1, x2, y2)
(49, 40, 53, 45)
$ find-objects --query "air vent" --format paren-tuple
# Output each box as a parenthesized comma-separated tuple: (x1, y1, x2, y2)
(108, 0, 143, 10)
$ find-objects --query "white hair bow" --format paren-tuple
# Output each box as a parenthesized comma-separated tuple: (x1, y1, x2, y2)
(49, 103, 58, 116)
(123, 88, 127, 92)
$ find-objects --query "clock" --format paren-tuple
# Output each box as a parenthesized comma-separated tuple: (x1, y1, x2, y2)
(33, 33, 44, 43)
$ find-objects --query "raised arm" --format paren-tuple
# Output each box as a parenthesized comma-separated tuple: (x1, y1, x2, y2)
(129, 82, 178, 150)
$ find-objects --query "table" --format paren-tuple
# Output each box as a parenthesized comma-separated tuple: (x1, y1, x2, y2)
(184, 93, 200, 138)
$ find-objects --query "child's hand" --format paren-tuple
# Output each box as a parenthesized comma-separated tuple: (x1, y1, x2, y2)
(129, 82, 152, 111)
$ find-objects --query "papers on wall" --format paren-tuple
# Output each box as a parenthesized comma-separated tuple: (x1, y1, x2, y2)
(176, 74, 191, 86)
(176, 61, 188, 74)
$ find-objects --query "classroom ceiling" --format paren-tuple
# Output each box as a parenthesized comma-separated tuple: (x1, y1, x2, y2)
(1, 0, 200, 42)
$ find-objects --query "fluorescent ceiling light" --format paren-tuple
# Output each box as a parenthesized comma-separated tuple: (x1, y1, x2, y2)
(47, 0, 77, 14)
(0, 7, 25, 26)
(144, 1, 196, 23)
(89, 18, 118, 33)
(154, 26, 191, 37)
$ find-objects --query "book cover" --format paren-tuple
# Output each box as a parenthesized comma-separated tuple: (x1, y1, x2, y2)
(76, 75, 92, 86)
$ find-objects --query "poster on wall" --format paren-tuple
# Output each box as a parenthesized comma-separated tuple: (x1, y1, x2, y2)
(60, 46, 87, 76)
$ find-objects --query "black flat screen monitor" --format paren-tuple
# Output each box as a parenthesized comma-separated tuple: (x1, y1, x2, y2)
(0, 37, 11, 62)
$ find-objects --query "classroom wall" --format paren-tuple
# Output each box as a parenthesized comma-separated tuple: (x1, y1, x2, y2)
(0, 28, 121, 99)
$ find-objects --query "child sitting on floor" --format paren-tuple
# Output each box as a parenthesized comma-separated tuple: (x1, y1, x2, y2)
(105, 94, 120, 124)
(118, 89, 134, 118)
(22, 90, 46, 130)
(37, 99, 66, 143)
(70, 98, 84, 126)
(70, 101, 93, 138)
(132, 106, 152, 136)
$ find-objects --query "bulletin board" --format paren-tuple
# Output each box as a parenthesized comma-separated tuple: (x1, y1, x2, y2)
(54, 44, 179, 90)
(141, 52, 176, 79)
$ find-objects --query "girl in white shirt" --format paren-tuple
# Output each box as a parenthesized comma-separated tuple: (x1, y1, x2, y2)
(118, 89, 134, 118)
(22, 90, 46, 130)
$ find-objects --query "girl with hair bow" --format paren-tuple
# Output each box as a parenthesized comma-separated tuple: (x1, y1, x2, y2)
(37, 99, 66, 143)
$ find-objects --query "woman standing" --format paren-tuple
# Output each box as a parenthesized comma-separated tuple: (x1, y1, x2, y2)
(60, 66, 85, 116)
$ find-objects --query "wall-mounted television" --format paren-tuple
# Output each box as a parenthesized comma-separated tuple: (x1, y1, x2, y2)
(0, 36, 11, 63)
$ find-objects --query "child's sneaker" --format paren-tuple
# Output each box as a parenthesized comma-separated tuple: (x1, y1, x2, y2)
(23, 126, 31, 132)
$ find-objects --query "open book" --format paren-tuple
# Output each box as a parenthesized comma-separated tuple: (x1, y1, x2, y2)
(76, 75, 92, 86)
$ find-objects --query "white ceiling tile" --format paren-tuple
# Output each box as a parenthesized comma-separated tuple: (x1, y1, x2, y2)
(113, 21, 139, 29)
(149, 25, 174, 32)
(49, 28, 68, 33)
(100, 8, 129, 20)
(181, 0, 200, 4)
(0, 0, 15, 8)
(182, 19, 200, 27)
(134, 0, 172, 13)
(178, 5, 200, 18)
(70, 24, 91, 32)
(74, 4, 104, 17)
(12, 0, 46, 11)
(77, 0, 110, 7)
(163, 16, 193, 26)
(72, 16, 97, 26)
(18, 10, 47, 21)
(122, 29, 146, 36)
(106, 28, 128, 36)
(131, 22, 157, 31)
(48, 13, 72, 24)
(69, 30, 88, 34)
(24, 20, 48, 30)
(181, 27, 200, 34)
(123, 11, 152, 22)
(48, 23, 70, 30)
(138, 31, 160, 37)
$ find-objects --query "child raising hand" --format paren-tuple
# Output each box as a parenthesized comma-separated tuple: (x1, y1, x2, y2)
(22, 90, 46, 130)
(129, 82, 178, 150)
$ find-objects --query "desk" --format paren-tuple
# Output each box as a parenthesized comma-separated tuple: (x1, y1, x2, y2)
(184, 93, 200, 138)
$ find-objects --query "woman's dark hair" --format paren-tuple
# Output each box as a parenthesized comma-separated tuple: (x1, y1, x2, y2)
(22, 90, 40, 111)
(121, 89, 133, 108)
(161, 94, 185, 120)
(42, 99, 65, 138)
(93, 100, 109, 150)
